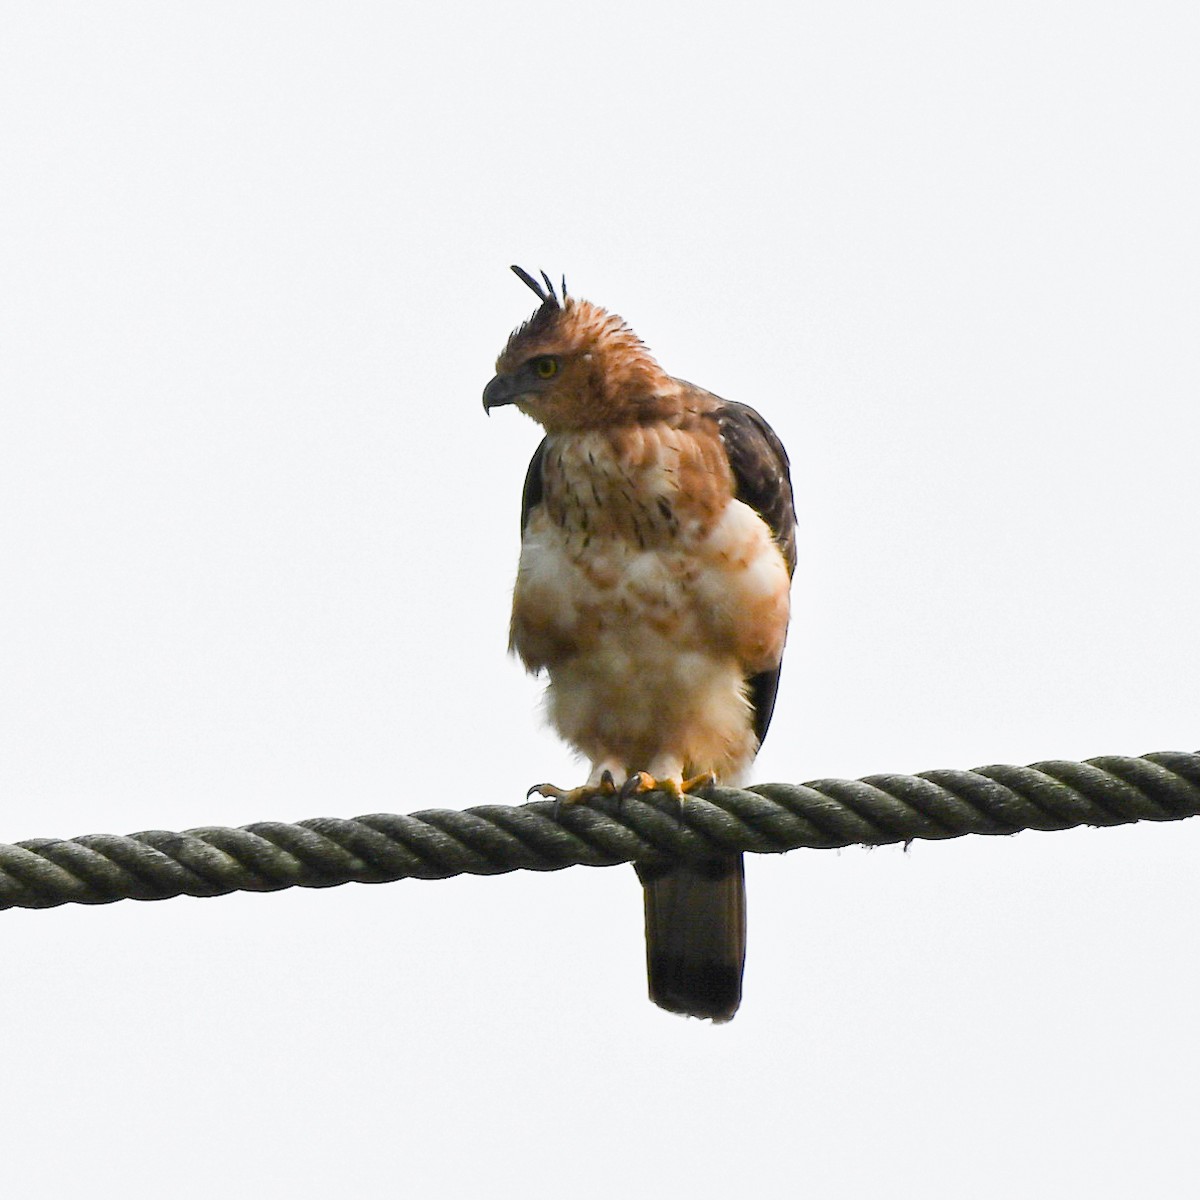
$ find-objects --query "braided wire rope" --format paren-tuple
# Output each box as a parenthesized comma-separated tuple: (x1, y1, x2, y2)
(2, 750, 1197, 911)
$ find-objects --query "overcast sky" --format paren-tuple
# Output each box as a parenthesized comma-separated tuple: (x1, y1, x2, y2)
(2, 3, 1198, 1197)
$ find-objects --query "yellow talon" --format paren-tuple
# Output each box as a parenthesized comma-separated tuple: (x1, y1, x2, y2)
(526, 770, 618, 805)
(682, 771, 717, 794)
(618, 771, 717, 802)
(618, 771, 656, 801)
(531, 770, 717, 805)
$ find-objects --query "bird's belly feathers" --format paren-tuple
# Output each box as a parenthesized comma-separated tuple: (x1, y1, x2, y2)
(509, 496, 790, 777)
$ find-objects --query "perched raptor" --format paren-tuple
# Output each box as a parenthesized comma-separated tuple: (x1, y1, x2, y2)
(484, 268, 796, 1021)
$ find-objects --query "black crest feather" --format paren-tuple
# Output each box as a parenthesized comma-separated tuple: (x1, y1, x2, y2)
(511, 265, 562, 308)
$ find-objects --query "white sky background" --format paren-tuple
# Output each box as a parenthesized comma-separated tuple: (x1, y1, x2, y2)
(1, 1, 1197, 1195)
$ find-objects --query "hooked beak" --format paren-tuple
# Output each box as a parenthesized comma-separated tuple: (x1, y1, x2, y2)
(483, 374, 521, 414)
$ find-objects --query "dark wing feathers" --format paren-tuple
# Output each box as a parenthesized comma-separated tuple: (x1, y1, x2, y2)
(519, 437, 548, 535)
(713, 399, 797, 577)
(711, 399, 797, 747)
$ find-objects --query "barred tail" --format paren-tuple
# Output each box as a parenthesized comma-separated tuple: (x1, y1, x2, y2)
(635, 854, 746, 1022)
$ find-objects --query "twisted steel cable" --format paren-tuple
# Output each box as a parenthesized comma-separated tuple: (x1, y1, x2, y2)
(2, 750, 1197, 911)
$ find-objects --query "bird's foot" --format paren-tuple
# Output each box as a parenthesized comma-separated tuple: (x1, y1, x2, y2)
(618, 771, 717, 802)
(527, 769, 619, 805)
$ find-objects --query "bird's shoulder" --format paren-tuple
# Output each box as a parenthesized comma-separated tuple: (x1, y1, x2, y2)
(676, 382, 797, 577)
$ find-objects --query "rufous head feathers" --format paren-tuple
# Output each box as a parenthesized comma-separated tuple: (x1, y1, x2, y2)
(483, 266, 675, 431)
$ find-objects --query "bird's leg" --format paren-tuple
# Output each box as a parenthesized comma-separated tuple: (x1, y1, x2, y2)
(527, 765, 622, 805)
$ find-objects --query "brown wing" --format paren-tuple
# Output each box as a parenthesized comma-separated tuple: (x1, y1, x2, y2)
(710, 399, 797, 746)
(714, 399, 797, 575)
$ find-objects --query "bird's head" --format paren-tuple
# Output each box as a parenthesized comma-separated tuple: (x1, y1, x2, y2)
(483, 267, 674, 432)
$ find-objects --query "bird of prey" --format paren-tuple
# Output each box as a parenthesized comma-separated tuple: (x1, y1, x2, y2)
(483, 267, 796, 1021)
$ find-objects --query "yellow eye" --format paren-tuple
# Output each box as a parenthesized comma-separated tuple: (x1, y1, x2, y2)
(533, 356, 559, 379)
